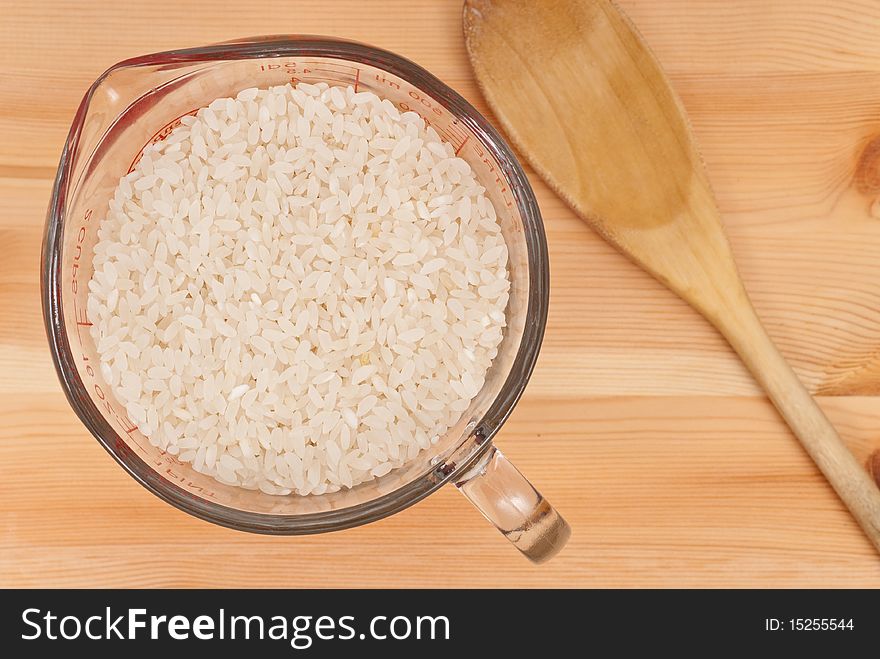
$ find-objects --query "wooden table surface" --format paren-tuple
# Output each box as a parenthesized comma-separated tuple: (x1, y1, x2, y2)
(3, 0, 880, 587)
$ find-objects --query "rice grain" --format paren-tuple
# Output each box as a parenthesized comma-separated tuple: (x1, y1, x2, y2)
(89, 82, 510, 496)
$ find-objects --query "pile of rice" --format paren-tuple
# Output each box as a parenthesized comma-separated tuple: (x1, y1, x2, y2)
(88, 82, 510, 495)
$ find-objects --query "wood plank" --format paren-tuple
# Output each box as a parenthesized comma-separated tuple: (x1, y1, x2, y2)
(1, 393, 878, 587)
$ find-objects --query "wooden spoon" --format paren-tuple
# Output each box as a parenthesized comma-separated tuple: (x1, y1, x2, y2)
(463, 0, 880, 552)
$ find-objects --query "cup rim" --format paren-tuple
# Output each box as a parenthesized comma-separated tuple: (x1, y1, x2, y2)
(42, 35, 549, 535)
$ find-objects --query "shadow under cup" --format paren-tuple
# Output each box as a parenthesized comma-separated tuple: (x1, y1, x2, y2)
(43, 37, 564, 559)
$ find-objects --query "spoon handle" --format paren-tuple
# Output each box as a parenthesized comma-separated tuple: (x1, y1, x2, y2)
(714, 298, 880, 552)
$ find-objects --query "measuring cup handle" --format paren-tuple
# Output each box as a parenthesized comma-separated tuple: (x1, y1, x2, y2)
(455, 444, 570, 563)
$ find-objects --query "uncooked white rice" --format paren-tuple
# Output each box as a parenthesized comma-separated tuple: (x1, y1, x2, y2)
(88, 82, 510, 495)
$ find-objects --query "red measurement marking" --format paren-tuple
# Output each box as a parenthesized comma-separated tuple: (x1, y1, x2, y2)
(299, 60, 360, 74)
(354, 68, 360, 93)
(122, 434, 149, 454)
(116, 433, 148, 454)
(127, 108, 199, 173)
(74, 304, 92, 326)
(307, 69, 359, 83)
(124, 425, 139, 435)
(439, 129, 459, 145)
(422, 114, 467, 145)
(427, 124, 467, 153)
(72, 300, 90, 346)
(303, 60, 357, 71)
(446, 123, 470, 144)
(454, 135, 470, 156)
(306, 66, 357, 75)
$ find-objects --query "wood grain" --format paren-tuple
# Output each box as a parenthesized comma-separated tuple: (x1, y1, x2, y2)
(2, 0, 880, 586)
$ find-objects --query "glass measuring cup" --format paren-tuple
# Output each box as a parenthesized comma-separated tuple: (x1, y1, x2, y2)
(42, 36, 569, 562)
